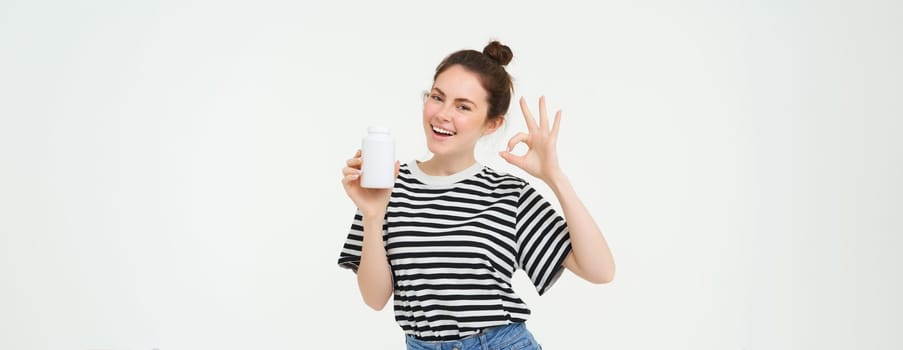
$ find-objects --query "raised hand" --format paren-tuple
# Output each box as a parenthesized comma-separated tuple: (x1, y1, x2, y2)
(341, 149, 399, 218)
(499, 96, 564, 183)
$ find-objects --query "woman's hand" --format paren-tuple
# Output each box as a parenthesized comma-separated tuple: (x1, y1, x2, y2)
(499, 96, 565, 183)
(341, 149, 399, 219)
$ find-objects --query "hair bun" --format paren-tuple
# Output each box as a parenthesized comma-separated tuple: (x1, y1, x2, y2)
(482, 41, 513, 66)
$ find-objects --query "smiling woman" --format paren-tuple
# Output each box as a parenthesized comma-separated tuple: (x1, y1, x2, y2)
(337, 40, 615, 349)
(3, 0, 900, 348)
(421, 65, 505, 172)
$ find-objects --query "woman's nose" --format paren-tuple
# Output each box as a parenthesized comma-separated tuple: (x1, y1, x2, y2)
(439, 103, 458, 119)
(432, 105, 452, 122)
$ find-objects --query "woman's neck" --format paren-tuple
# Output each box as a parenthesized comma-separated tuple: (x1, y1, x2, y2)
(417, 154, 477, 176)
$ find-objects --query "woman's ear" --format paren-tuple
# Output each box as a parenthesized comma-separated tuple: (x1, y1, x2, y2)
(483, 116, 504, 135)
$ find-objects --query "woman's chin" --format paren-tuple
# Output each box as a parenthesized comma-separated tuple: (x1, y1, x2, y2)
(426, 144, 444, 156)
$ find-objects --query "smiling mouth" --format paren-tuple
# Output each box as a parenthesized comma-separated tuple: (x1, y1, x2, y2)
(432, 125, 457, 136)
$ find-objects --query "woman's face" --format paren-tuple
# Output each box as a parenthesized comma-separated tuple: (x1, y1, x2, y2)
(422, 65, 501, 158)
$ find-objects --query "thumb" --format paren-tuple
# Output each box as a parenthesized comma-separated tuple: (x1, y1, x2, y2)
(499, 151, 522, 167)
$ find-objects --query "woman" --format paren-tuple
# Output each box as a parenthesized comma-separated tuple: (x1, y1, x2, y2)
(338, 40, 615, 349)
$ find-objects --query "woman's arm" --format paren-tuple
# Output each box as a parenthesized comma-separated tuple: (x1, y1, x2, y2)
(342, 149, 398, 310)
(547, 171, 615, 284)
(356, 213, 394, 310)
(500, 96, 615, 285)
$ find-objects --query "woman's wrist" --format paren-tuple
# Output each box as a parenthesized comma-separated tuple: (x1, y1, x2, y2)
(361, 211, 386, 227)
(544, 168, 569, 191)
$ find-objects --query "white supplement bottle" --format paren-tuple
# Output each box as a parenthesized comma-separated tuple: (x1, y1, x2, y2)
(360, 126, 395, 188)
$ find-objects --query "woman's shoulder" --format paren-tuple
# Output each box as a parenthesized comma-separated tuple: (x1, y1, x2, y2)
(478, 165, 529, 188)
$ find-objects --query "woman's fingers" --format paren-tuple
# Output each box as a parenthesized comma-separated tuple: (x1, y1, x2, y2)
(343, 166, 361, 177)
(519, 97, 538, 133)
(341, 174, 357, 186)
(551, 109, 562, 141)
(499, 149, 526, 168)
(341, 166, 360, 186)
(522, 96, 560, 134)
(341, 149, 362, 188)
(341, 173, 361, 190)
(506, 132, 529, 152)
(538, 96, 548, 131)
(347, 149, 362, 168)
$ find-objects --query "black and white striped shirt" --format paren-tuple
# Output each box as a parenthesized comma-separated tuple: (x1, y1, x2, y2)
(338, 161, 571, 341)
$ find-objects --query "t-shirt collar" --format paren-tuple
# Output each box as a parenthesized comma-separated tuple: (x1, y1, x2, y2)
(409, 160, 484, 186)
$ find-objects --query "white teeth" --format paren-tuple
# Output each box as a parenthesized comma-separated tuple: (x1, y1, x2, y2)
(432, 125, 456, 136)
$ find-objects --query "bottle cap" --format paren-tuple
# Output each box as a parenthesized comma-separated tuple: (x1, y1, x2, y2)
(368, 126, 390, 134)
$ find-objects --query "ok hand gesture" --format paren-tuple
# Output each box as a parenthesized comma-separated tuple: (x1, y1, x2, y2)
(499, 96, 565, 184)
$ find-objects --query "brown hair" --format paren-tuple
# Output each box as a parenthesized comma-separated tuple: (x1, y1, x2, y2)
(433, 41, 514, 122)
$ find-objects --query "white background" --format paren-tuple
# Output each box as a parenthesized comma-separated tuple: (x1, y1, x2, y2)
(1, 0, 901, 349)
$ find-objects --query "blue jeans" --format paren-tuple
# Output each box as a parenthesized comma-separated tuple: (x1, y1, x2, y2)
(404, 322, 541, 350)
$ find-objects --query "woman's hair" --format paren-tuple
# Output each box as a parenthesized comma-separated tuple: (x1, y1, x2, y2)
(433, 41, 514, 123)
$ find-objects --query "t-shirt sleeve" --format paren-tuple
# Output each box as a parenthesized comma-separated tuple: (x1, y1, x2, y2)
(515, 181, 572, 295)
(337, 209, 386, 273)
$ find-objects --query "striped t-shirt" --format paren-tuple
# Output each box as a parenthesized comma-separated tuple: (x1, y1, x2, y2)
(337, 161, 571, 341)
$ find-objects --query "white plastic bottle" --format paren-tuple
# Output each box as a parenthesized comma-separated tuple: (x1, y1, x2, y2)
(360, 126, 395, 189)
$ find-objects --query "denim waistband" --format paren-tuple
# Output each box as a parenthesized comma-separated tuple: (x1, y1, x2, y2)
(404, 322, 536, 350)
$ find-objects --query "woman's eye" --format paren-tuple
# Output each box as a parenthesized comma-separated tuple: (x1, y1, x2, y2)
(457, 104, 472, 111)
(430, 94, 443, 102)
